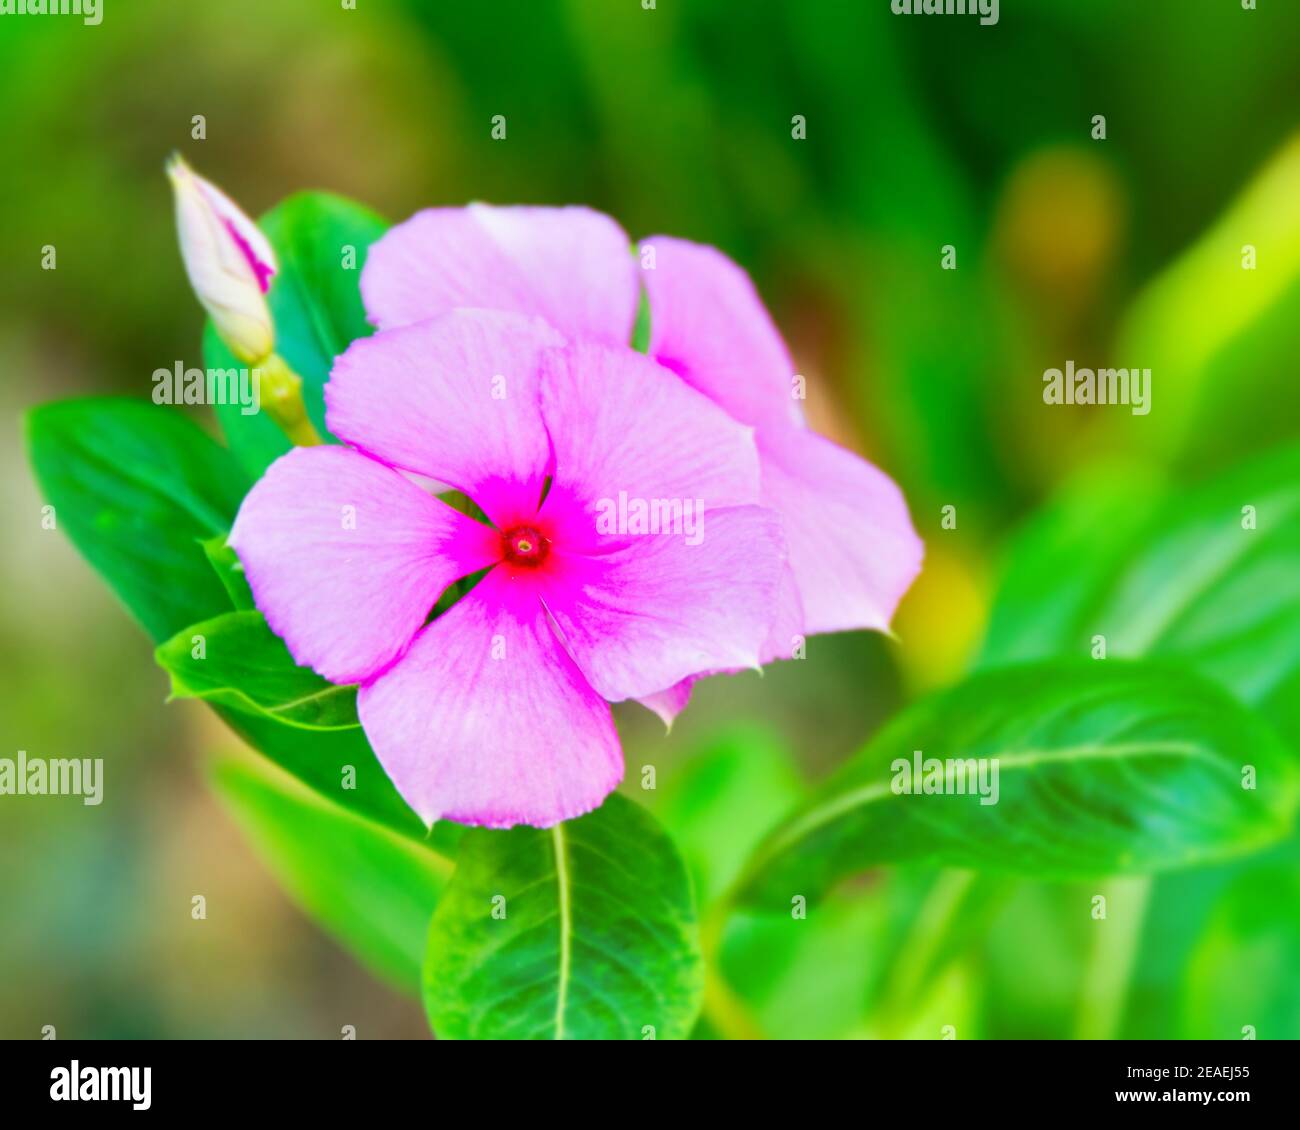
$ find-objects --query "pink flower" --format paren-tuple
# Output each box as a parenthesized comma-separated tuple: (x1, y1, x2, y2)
(230, 206, 921, 829)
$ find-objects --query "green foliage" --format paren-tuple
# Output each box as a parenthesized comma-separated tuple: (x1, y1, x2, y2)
(217, 706, 429, 842)
(212, 755, 452, 993)
(25, 398, 249, 642)
(158, 610, 359, 730)
(982, 442, 1300, 744)
(423, 794, 704, 1040)
(654, 725, 804, 906)
(973, 443, 1300, 1039)
(1109, 140, 1300, 469)
(158, 607, 428, 841)
(738, 661, 1296, 905)
(200, 535, 255, 611)
(1183, 844, 1300, 1040)
(978, 463, 1166, 667)
(714, 898, 889, 1040)
(630, 281, 652, 353)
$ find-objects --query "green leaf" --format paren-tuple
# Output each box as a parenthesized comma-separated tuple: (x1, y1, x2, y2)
(736, 662, 1298, 905)
(155, 609, 428, 839)
(203, 192, 388, 477)
(211, 755, 453, 994)
(707, 867, 1003, 1040)
(980, 447, 1300, 1039)
(971, 879, 1096, 1038)
(654, 724, 804, 906)
(25, 398, 249, 642)
(981, 442, 1300, 744)
(714, 897, 888, 1040)
(423, 794, 704, 1040)
(200, 535, 254, 610)
(216, 707, 428, 842)
(979, 463, 1166, 667)
(1183, 842, 1300, 1039)
(1109, 138, 1300, 466)
(630, 281, 651, 353)
(157, 610, 358, 730)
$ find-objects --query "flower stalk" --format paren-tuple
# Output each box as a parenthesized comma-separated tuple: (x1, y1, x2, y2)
(257, 353, 323, 446)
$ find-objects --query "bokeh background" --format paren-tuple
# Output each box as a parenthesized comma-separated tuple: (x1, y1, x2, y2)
(3, 0, 1298, 1038)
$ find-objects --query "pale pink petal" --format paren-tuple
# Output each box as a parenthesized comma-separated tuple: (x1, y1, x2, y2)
(642, 235, 804, 431)
(636, 679, 696, 728)
(195, 176, 277, 290)
(633, 556, 803, 724)
(357, 569, 623, 828)
(538, 506, 785, 703)
(633, 558, 804, 724)
(760, 563, 808, 663)
(362, 204, 639, 343)
(326, 310, 562, 527)
(759, 427, 923, 635)
(228, 446, 501, 685)
(537, 341, 762, 553)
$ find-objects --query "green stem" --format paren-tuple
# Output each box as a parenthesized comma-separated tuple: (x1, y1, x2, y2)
(698, 901, 767, 1040)
(1075, 876, 1151, 1040)
(878, 869, 976, 1036)
(258, 352, 323, 446)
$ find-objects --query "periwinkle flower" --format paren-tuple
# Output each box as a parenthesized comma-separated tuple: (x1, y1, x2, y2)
(230, 206, 922, 828)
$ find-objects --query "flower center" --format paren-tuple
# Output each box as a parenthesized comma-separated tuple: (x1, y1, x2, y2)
(501, 524, 550, 568)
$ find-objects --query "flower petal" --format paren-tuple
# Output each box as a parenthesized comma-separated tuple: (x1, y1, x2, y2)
(538, 506, 786, 702)
(326, 309, 562, 527)
(634, 559, 803, 726)
(642, 235, 804, 431)
(362, 204, 639, 344)
(189, 170, 277, 287)
(637, 679, 696, 728)
(357, 569, 623, 828)
(759, 427, 923, 635)
(229, 446, 500, 684)
(537, 340, 762, 553)
(760, 562, 808, 663)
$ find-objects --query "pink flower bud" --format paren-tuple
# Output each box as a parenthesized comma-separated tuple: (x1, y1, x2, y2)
(167, 154, 277, 363)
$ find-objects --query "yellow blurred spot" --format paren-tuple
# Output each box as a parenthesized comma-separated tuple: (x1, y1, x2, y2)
(891, 542, 988, 694)
(993, 146, 1126, 327)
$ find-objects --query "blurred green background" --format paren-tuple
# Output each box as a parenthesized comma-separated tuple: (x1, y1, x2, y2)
(3, 0, 1299, 1038)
